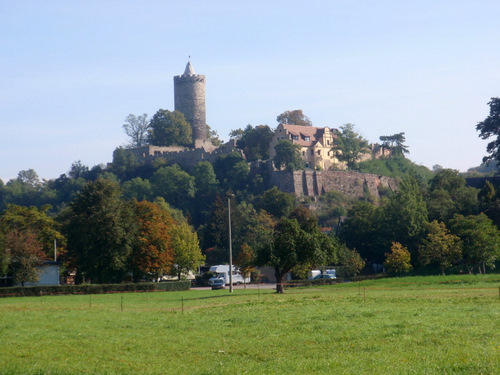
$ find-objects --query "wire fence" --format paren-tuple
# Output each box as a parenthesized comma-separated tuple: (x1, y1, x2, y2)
(0, 282, 498, 314)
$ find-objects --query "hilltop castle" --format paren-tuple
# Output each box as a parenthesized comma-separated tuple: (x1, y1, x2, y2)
(127, 61, 239, 166)
(126, 61, 396, 199)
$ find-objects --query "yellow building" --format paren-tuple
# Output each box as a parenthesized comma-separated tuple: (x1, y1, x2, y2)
(269, 124, 343, 170)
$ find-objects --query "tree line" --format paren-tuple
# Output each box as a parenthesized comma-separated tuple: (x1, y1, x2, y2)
(1, 102, 500, 286)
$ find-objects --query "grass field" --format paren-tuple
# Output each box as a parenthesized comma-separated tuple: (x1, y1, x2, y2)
(0, 275, 499, 374)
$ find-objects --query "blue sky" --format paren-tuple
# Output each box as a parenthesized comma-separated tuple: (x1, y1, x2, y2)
(1, 1, 499, 182)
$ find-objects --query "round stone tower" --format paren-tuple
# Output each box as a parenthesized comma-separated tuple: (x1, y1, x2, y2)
(174, 61, 207, 148)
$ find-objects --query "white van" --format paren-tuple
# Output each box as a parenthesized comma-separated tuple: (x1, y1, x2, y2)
(208, 265, 250, 285)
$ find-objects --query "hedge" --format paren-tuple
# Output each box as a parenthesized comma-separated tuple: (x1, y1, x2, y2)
(284, 278, 343, 288)
(0, 280, 191, 298)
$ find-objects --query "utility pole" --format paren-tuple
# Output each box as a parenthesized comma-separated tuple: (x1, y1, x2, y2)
(228, 194, 234, 293)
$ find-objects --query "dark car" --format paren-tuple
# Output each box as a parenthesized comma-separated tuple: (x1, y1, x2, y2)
(313, 274, 335, 280)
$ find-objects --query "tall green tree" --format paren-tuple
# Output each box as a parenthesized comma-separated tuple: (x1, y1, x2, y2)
(333, 123, 370, 170)
(151, 165, 195, 210)
(382, 173, 429, 259)
(476, 97, 500, 165)
(111, 147, 141, 180)
(257, 217, 337, 293)
(64, 179, 135, 283)
(148, 109, 192, 147)
(277, 109, 312, 126)
(213, 152, 250, 193)
(426, 169, 478, 222)
(254, 187, 296, 219)
(122, 177, 152, 201)
(449, 213, 500, 274)
(236, 125, 274, 161)
(379, 132, 409, 156)
(340, 201, 384, 262)
(273, 139, 304, 171)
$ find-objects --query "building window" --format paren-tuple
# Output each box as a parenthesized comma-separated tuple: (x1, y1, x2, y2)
(292, 135, 299, 141)
(317, 150, 321, 155)
(310, 149, 314, 155)
(302, 151, 305, 156)
(304, 136, 310, 141)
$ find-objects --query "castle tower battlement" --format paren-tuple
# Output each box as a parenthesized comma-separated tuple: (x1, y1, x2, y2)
(174, 61, 207, 148)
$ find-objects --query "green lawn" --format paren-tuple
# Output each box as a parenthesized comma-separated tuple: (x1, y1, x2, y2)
(0, 275, 499, 374)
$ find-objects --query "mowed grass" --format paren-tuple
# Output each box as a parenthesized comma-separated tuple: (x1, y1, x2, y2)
(0, 275, 499, 374)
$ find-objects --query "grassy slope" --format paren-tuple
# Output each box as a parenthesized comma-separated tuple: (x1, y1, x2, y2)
(0, 275, 498, 374)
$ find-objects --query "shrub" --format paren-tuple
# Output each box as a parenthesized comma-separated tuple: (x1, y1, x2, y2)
(0, 281, 191, 297)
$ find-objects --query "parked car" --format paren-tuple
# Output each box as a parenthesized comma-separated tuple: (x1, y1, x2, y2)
(211, 278, 225, 290)
(313, 274, 335, 280)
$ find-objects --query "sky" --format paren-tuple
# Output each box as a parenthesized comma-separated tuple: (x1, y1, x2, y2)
(1, 0, 499, 182)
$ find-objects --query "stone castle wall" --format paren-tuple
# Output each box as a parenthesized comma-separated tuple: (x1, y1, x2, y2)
(127, 141, 241, 171)
(270, 170, 398, 198)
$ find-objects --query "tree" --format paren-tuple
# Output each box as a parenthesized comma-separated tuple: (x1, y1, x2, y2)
(6, 230, 46, 286)
(0, 204, 65, 259)
(384, 242, 412, 274)
(449, 213, 500, 274)
(148, 109, 192, 147)
(64, 179, 135, 283)
(111, 147, 141, 180)
(206, 125, 222, 147)
(379, 132, 409, 156)
(277, 109, 312, 126)
(419, 220, 462, 275)
(273, 139, 305, 171)
(257, 217, 337, 293)
(123, 113, 150, 148)
(426, 169, 478, 222)
(213, 152, 250, 193)
(169, 221, 204, 280)
(333, 123, 370, 170)
(236, 125, 274, 161)
(200, 195, 229, 264)
(235, 243, 255, 288)
(232, 205, 276, 258)
(254, 187, 296, 219)
(68, 160, 89, 179)
(476, 97, 500, 165)
(122, 177, 152, 201)
(16, 169, 40, 188)
(151, 165, 195, 210)
(130, 200, 175, 281)
(340, 201, 384, 263)
(339, 247, 365, 277)
(382, 173, 429, 259)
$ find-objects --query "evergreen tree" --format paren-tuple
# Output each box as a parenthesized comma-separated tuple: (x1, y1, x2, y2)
(65, 179, 135, 283)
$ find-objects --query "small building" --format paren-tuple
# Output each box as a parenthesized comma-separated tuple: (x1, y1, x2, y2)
(23, 261, 61, 286)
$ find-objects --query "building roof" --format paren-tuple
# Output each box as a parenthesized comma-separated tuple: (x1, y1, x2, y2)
(184, 61, 195, 75)
(282, 124, 333, 147)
